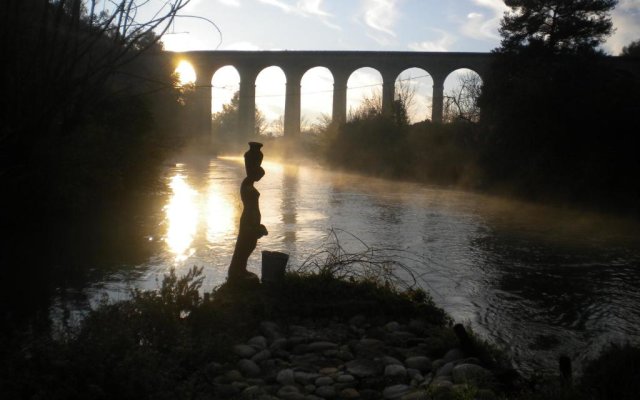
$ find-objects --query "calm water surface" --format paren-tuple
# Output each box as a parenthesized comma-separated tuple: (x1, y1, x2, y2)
(57, 156, 640, 375)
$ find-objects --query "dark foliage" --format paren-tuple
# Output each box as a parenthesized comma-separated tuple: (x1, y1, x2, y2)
(478, 0, 640, 214)
(500, 0, 618, 55)
(579, 343, 640, 400)
(0, 264, 450, 399)
(621, 39, 640, 57)
(0, 1, 188, 304)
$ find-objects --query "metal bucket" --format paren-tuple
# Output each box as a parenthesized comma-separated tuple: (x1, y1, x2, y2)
(261, 251, 289, 284)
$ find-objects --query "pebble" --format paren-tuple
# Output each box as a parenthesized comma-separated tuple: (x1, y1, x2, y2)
(383, 384, 411, 399)
(320, 367, 339, 375)
(384, 364, 407, 379)
(339, 388, 360, 399)
(277, 369, 296, 386)
(308, 341, 339, 352)
(346, 359, 383, 378)
(219, 318, 501, 400)
(336, 374, 355, 383)
(315, 385, 336, 398)
(315, 376, 334, 386)
(278, 385, 304, 400)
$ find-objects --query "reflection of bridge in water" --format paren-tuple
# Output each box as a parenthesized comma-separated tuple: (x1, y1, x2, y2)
(170, 51, 494, 137)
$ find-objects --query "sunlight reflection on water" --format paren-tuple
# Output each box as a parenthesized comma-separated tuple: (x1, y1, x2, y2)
(165, 173, 198, 263)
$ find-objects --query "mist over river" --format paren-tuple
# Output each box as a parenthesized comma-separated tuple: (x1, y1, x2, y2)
(53, 155, 640, 375)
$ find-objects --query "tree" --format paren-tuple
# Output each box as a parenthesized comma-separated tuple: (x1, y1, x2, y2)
(499, 0, 618, 54)
(444, 72, 482, 123)
(478, 0, 640, 212)
(211, 91, 267, 144)
(621, 39, 640, 57)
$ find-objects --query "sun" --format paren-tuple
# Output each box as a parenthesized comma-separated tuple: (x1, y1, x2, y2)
(175, 60, 196, 86)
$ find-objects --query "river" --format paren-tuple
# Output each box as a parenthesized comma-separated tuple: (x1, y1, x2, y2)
(53, 155, 640, 375)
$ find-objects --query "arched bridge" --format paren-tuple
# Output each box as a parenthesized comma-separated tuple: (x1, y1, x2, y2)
(170, 50, 495, 138)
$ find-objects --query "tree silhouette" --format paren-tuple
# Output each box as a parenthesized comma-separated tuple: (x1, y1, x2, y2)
(621, 39, 640, 57)
(499, 0, 617, 54)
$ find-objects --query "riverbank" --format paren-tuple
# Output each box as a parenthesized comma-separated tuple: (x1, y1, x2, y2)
(2, 264, 637, 400)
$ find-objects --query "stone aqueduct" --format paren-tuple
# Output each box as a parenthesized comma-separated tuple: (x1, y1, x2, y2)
(171, 51, 495, 138)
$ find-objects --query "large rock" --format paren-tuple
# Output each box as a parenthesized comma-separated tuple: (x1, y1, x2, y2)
(405, 356, 431, 372)
(384, 364, 407, 379)
(435, 362, 455, 377)
(251, 349, 272, 363)
(442, 348, 464, 364)
(248, 335, 268, 349)
(278, 385, 305, 400)
(238, 359, 261, 377)
(451, 363, 492, 385)
(234, 344, 257, 358)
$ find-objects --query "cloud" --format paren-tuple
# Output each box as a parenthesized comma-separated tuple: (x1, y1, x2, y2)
(297, 0, 331, 17)
(458, 0, 507, 41)
(258, 0, 340, 29)
(361, 0, 400, 37)
(259, 0, 293, 13)
(605, 0, 640, 54)
(218, 0, 240, 6)
(408, 30, 456, 52)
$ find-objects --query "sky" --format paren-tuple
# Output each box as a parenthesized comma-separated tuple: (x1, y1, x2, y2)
(159, 0, 640, 128)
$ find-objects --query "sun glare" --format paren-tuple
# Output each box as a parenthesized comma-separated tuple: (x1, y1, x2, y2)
(175, 60, 196, 86)
(165, 174, 198, 262)
(205, 186, 235, 243)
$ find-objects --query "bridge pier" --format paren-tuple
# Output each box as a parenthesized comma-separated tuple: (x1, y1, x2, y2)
(332, 72, 348, 125)
(381, 71, 397, 117)
(192, 64, 215, 138)
(284, 69, 303, 136)
(238, 67, 258, 141)
(431, 76, 444, 123)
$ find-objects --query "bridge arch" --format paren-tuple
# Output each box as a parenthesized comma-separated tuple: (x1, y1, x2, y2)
(300, 67, 333, 132)
(256, 66, 286, 136)
(395, 68, 433, 123)
(443, 68, 483, 123)
(347, 67, 383, 119)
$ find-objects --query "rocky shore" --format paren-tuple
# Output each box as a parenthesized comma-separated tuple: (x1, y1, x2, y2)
(209, 315, 510, 400)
